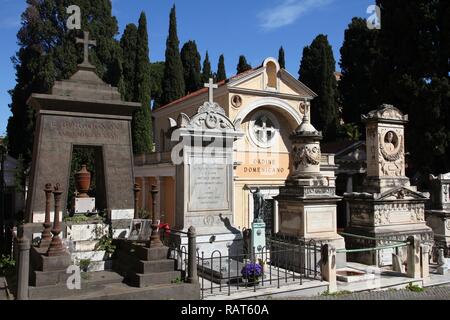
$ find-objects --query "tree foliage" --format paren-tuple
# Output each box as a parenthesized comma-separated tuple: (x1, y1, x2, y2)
(237, 55, 252, 74)
(299, 34, 339, 141)
(160, 5, 185, 106)
(181, 40, 202, 94)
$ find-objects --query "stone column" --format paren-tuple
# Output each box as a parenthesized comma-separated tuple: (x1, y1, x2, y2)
(155, 177, 162, 219)
(149, 185, 163, 248)
(321, 244, 337, 293)
(47, 184, 65, 256)
(16, 236, 30, 300)
(40, 183, 53, 247)
(421, 244, 430, 280)
(345, 176, 353, 227)
(187, 226, 198, 284)
(406, 236, 421, 279)
(133, 183, 141, 219)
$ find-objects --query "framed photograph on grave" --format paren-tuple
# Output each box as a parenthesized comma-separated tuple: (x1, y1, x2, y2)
(128, 219, 152, 241)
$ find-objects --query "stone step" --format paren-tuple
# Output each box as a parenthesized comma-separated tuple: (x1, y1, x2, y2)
(135, 246, 170, 261)
(30, 269, 70, 287)
(59, 282, 200, 300)
(28, 270, 124, 300)
(115, 249, 175, 274)
(129, 270, 181, 288)
(136, 259, 176, 274)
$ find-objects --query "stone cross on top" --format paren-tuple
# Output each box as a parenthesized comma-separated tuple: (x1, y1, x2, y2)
(76, 31, 96, 67)
(204, 78, 218, 104)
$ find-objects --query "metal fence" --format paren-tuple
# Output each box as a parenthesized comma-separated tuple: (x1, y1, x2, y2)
(161, 229, 324, 299)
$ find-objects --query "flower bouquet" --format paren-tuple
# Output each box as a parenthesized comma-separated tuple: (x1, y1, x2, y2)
(241, 262, 263, 284)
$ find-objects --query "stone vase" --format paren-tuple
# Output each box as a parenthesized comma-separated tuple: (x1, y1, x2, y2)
(75, 165, 91, 198)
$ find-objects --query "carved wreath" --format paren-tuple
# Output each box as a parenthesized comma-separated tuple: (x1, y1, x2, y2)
(379, 132, 403, 162)
(292, 145, 321, 168)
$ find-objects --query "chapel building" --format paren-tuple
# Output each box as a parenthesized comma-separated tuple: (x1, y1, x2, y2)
(134, 57, 337, 233)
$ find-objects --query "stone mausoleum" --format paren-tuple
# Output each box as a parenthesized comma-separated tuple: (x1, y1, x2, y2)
(344, 104, 433, 266)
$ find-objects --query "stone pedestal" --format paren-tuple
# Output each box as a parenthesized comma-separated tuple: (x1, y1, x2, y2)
(169, 94, 244, 257)
(276, 184, 346, 268)
(426, 173, 450, 257)
(65, 220, 111, 272)
(345, 105, 433, 266)
(275, 108, 346, 268)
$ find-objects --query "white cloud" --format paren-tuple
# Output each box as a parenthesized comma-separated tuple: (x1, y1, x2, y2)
(258, 0, 334, 31)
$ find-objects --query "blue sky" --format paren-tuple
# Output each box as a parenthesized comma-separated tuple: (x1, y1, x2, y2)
(0, 0, 374, 136)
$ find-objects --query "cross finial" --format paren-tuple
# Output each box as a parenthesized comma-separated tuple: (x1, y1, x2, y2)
(204, 78, 218, 104)
(76, 31, 96, 66)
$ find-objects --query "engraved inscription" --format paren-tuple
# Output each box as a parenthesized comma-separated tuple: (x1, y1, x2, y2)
(189, 164, 229, 212)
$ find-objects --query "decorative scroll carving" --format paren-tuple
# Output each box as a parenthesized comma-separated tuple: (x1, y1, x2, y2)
(292, 145, 321, 169)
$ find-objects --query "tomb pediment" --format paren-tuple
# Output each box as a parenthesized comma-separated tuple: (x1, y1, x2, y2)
(376, 187, 428, 201)
(362, 104, 408, 123)
(227, 58, 317, 98)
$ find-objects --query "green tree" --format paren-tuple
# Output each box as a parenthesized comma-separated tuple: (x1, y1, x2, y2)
(180, 40, 202, 94)
(160, 5, 185, 106)
(132, 12, 153, 154)
(7, 0, 123, 164)
(201, 51, 213, 84)
(339, 18, 383, 127)
(374, 0, 450, 174)
(120, 24, 138, 102)
(237, 55, 252, 74)
(299, 34, 339, 141)
(278, 46, 286, 69)
(150, 62, 165, 108)
(216, 54, 227, 82)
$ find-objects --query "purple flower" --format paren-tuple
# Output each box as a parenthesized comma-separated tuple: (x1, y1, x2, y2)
(241, 263, 263, 279)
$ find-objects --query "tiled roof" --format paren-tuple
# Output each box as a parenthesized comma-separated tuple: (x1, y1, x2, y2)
(154, 66, 261, 111)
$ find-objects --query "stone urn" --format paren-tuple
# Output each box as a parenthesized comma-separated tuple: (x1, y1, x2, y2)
(75, 165, 91, 198)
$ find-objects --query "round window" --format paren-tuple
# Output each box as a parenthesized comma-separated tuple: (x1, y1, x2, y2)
(249, 111, 279, 148)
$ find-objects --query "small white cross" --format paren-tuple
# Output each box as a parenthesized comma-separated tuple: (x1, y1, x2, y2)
(204, 78, 218, 104)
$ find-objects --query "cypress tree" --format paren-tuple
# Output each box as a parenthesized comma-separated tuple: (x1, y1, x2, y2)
(120, 24, 138, 102)
(201, 51, 213, 83)
(216, 54, 227, 82)
(150, 61, 165, 109)
(132, 12, 153, 154)
(299, 34, 339, 141)
(160, 5, 185, 106)
(339, 18, 383, 127)
(278, 46, 286, 69)
(236, 55, 252, 74)
(180, 40, 202, 94)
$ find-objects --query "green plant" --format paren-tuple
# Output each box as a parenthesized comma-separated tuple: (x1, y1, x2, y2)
(171, 277, 184, 284)
(79, 259, 91, 272)
(320, 290, 352, 297)
(64, 215, 90, 224)
(406, 283, 424, 292)
(0, 255, 15, 277)
(138, 208, 151, 219)
(95, 235, 116, 257)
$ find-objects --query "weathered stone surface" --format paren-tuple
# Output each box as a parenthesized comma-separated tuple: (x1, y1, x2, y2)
(25, 63, 139, 224)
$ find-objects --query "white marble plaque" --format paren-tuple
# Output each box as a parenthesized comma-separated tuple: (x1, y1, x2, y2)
(188, 163, 229, 212)
(305, 207, 334, 233)
(75, 198, 95, 214)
